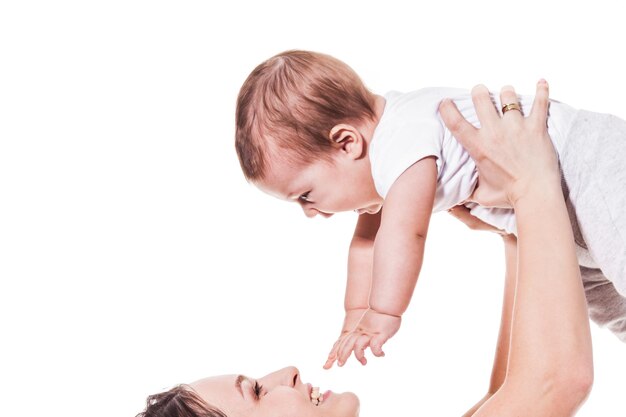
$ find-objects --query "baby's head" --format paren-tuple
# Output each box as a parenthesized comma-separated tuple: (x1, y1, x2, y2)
(235, 50, 384, 217)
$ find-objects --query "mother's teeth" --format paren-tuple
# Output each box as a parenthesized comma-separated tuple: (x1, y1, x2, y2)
(310, 387, 323, 406)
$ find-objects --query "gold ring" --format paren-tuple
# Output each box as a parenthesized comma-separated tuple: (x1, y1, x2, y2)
(501, 102, 522, 114)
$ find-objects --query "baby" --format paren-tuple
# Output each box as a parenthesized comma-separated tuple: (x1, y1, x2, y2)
(234, 50, 626, 366)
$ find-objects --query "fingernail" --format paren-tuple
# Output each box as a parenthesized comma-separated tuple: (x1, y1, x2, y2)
(538, 79, 548, 86)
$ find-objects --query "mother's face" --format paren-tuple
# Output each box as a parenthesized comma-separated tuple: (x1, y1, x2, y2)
(191, 366, 359, 417)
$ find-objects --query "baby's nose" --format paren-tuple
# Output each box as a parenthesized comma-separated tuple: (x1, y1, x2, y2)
(302, 207, 318, 218)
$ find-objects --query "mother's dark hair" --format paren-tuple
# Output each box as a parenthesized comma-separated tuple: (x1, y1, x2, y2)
(136, 385, 227, 417)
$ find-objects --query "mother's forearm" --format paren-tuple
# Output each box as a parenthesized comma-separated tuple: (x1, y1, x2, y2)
(487, 235, 516, 394)
(462, 236, 515, 417)
(462, 393, 492, 417)
(475, 188, 593, 417)
(508, 189, 593, 395)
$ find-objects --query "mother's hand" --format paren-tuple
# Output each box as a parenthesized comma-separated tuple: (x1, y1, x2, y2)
(439, 81, 560, 208)
(441, 81, 594, 416)
(448, 205, 508, 236)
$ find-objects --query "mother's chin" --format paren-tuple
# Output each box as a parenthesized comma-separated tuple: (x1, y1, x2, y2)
(327, 391, 360, 417)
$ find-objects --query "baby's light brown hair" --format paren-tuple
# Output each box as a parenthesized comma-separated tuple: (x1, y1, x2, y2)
(235, 50, 377, 181)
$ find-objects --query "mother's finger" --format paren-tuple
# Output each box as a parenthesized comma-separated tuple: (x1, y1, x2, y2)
(449, 205, 508, 233)
(500, 85, 524, 120)
(471, 84, 500, 129)
(439, 98, 479, 155)
(529, 79, 550, 127)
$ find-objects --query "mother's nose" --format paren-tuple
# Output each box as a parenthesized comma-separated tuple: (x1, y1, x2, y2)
(263, 366, 300, 388)
(278, 366, 300, 386)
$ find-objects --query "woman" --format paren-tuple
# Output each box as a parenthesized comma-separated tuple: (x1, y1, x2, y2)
(137, 81, 593, 417)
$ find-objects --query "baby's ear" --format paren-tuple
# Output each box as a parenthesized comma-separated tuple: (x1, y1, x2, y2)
(329, 124, 364, 158)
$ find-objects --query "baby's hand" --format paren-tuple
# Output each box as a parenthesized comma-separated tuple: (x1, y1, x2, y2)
(323, 308, 367, 368)
(341, 308, 368, 335)
(324, 309, 401, 369)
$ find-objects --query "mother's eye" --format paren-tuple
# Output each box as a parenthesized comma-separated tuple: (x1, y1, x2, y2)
(253, 381, 265, 399)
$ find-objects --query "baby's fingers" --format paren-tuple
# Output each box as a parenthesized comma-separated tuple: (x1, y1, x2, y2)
(370, 334, 388, 357)
(337, 334, 360, 367)
(323, 355, 337, 370)
(353, 334, 371, 366)
(324, 347, 342, 369)
(323, 338, 343, 369)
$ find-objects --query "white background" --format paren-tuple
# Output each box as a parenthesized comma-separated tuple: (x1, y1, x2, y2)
(1, 1, 624, 416)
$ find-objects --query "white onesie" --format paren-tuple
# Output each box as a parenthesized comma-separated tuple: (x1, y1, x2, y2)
(369, 87, 576, 235)
(370, 89, 626, 341)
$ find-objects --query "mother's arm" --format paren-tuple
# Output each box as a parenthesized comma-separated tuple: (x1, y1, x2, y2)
(447, 222, 516, 417)
(441, 82, 593, 416)
(477, 165, 592, 416)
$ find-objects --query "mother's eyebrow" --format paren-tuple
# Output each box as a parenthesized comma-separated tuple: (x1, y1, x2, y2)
(235, 374, 246, 398)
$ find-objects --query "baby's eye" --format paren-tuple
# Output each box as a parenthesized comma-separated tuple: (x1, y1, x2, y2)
(299, 192, 311, 203)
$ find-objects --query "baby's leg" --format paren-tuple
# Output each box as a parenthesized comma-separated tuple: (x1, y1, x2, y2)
(560, 110, 626, 297)
(563, 181, 626, 342)
(581, 266, 626, 343)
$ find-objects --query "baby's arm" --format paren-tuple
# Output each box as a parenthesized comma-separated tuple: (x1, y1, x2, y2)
(369, 156, 437, 316)
(342, 213, 382, 336)
(323, 212, 380, 369)
(327, 156, 438, 367)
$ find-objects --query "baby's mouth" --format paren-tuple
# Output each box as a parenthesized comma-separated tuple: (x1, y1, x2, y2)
(310, 386, 323, 406)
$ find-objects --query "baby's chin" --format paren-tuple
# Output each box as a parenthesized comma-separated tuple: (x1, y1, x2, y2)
(354, 204, 382, 215)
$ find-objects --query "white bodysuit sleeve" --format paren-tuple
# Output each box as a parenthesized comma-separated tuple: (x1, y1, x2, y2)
(370, 118, 443, 199)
